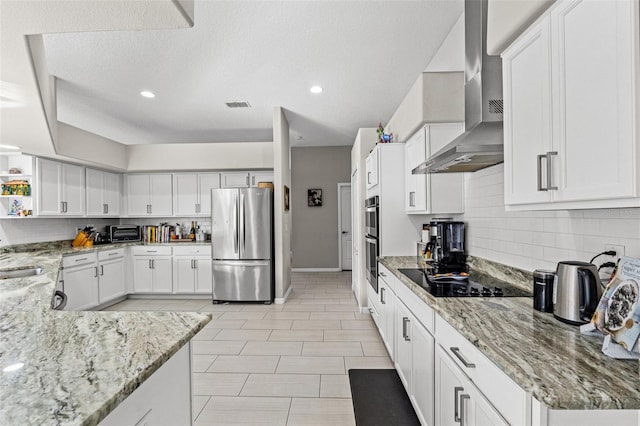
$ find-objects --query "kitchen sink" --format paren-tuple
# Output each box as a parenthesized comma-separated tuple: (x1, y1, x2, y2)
(0, 265, 45, 280)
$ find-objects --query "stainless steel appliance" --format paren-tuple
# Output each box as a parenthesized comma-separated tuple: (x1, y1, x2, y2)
(364, 196, 379, 293)
(427, 220, 467, 270)
(413, 0, 504, 174)
(533, 269, 555, 312)
(211, 187, 273, 303)
(553, 261, 603, 325)
(398, 268, 531, 297)
(108, 225, 141, 242)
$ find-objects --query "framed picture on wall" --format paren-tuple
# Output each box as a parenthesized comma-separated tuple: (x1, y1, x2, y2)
(308, 189, 322, 207)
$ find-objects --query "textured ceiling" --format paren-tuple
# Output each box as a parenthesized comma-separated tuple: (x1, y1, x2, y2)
(44, 1, 463, 147)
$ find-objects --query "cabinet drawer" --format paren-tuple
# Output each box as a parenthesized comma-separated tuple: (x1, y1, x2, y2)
(132, 246, 172, 256)
(435, 315, 529, 426)
(62, 252, 98, 268)
(98, 248, 125, 261)
(172, 245, 212, 256)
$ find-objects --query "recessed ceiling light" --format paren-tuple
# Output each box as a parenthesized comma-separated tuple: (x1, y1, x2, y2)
(3, 362, 24, 372)
(0, 144, 20, 150)
(140, 91, 155, 98)
(310, 86, 323, 94)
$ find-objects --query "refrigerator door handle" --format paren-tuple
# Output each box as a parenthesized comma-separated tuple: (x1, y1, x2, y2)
(233, 193, 239, 254)
(240, 193, 246, 255)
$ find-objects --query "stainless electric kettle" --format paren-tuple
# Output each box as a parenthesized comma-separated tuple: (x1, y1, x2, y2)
(553, 261, 603, 325)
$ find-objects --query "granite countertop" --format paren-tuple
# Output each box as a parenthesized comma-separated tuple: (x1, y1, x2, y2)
(0, 242, 212, 425)
(379, 256, 640, 410)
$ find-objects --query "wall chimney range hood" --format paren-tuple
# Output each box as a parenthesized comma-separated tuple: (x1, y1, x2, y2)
(414, 0, 504, 174)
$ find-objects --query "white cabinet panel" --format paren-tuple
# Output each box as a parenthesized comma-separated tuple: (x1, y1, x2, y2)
(126, 174, 172, 216)
(152, 258, 173, 293)
(198, 173, 221, 215)
(412, 321, 435, 426)
(99, 257, 125, 303)
(503, 17, 553, 205)
(250, 171, 274, 187)
(365, 147, 379, 192)
(503, 0, 639, 209)
(174, 257, 196, 293)
(87, 168, 121, 216)
(195, 257, 212, 293)
(133, 257, 154, 293)
(221, 172, 250, 188)
(63, 264, 99, 311)
(395, 299, 413, 391)
(37, 159, 85, 216)
(132, 256, 172, 293)
(173, 173, 198, 216)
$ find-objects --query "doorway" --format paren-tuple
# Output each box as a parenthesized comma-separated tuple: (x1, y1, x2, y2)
(338, 183, 352, 271)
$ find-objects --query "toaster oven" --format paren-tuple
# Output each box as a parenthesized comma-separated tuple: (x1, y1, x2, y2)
(108, 225, 141, 242)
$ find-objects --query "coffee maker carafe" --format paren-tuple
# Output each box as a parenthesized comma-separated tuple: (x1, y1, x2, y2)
(429, 220, 466, 271)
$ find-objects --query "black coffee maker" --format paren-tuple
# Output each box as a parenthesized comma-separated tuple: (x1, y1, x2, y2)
(427, 220, 467, 272)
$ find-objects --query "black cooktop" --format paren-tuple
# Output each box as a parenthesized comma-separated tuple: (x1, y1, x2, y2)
(398, 268, 532, 298)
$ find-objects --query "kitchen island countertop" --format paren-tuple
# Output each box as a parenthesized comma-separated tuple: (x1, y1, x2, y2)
(0, 243, 211, 425)
(379, 256, 640, 410)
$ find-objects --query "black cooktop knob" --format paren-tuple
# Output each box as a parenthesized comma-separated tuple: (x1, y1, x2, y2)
(454, 288, 468, 296)
(493, 287, 503, 296)
(481, 287, 492, 296)
(469, 288, 480, 297)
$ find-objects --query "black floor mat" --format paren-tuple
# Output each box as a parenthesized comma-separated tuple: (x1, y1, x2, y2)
(348, 369, 421, 426)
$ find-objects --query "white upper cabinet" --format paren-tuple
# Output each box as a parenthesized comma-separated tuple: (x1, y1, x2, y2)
(37, 158, 85, 216)
(221, 171, 274, 188)
(126, 174, 172, 216)
(365, 147, 379, 193)
(405, 123, 465, 214)
(86, 168, 121, 217)
(503, 0, 639, 210)
(173, 172, 220, 216)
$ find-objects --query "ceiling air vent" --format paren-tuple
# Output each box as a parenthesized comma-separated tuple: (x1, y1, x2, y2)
(225, 101, 251, 108)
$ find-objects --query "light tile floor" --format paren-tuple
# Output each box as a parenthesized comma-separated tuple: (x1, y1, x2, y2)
(104, 272, 392, 426)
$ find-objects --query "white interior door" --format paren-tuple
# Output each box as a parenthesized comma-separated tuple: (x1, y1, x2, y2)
(339, 183, 352, 271)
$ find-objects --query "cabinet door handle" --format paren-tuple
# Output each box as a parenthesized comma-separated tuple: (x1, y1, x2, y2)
(100, 265, 104, 276)
(459, 394, 470, 426)
(454, 386, 464, 423)
(450, 347, 476, 368)
(103, 204, 108, 214)
(380, 287, 386, 304)
(149, 204, 152, 214)
(94, 266, 98, 277)
(409, 192, 415, 207)
(194, 259, 198, 269)
(246, 175, 250, 186)
(367, 172, 371, 184)
(402, 317, 410, 341)
(379, 271, 386, 278)
(148, 259, 152, 269)
(252, 176, 255, 186)
(536, 154, 548, 191)
(547, 151, 558, 190)
(61, 201, 64, 213)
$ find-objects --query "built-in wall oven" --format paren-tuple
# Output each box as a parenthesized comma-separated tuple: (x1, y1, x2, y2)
(364, 196, 379, 293)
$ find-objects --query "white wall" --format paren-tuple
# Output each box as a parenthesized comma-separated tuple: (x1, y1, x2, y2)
(454, 164, 640, 272)
(127, 142, 274, 171)
(487, 0, 554, 55)
(273, 107, 292, 301)
(58, 122, 128, 170)
(424, 12, 464, 72)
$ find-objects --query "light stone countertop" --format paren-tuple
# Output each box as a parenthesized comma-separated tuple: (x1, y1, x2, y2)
(0, 241, 212, 425)
(379, 256, 640, 410)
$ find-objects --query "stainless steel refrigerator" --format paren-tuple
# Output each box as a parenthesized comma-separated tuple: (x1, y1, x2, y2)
(211, 187, 273, 303)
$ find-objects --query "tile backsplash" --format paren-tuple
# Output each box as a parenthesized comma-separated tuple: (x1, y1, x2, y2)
(454, 164, 640, 272)
(0, 218, 119, 246)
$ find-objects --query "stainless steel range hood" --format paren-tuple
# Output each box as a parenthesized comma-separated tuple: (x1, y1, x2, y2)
(414, 0, 504, 174)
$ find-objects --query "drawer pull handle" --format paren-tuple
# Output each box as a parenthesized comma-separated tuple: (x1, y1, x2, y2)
(75, 257, 88, 262)
(460, 394, 470, 426)
(379, 271, 386, 277)
(450, 347, 475, 368)
(108, 252, 118, 256)
(380, 287, 386, 304)
(454, 386, 463, 423)
(402, 317, 410, 341)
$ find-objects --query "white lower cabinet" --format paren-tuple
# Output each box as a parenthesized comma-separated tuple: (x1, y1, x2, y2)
(98, 249, 126, 304)
(100, 343, 192, 426)
(173, 257, 212, 294)
(132, 247, 173, 293)
(62, 255, 99, 311)
(435, 345, 507, 426)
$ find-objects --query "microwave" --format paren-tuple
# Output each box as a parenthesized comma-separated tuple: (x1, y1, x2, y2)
(108, 225, 141, 242)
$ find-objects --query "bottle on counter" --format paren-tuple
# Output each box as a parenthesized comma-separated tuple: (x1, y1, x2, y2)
(175, 223, 181, 239)
(189, 221, 196, 241)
